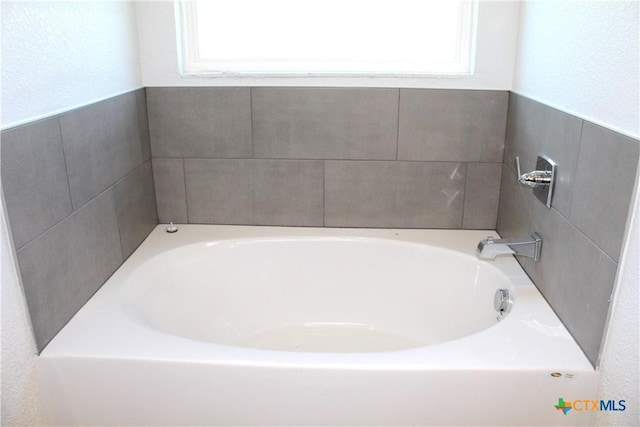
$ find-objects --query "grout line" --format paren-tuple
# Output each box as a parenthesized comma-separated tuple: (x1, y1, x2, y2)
(322, 160, 326, 227)
(15, 181, 116, 254)
(249, 87, 255, 158)
(396, 89, 401, 160)
(115, 195, 126, 261)
(148, 157, 160, 225)
(56, 116, 75, 211)
(160, 156, 503, 164)
(492, 163, 504, 231)
(566, 119, 586, 221)
(460, 162, 468, 228)
(500, 92, 510, 165)
(182, 158, 190, 224)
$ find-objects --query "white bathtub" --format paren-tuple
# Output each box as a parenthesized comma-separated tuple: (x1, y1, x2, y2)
(39, 225, 596, 426)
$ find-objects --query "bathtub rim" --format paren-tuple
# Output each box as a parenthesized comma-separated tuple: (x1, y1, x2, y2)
(40, 224, 595, 374)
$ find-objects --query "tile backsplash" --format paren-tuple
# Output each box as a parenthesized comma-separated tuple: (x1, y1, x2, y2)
(1, 89, 158, 350)
(2, 87, 637, 363)
(498, 93, 639, 366)
(148, 87, 508, 229)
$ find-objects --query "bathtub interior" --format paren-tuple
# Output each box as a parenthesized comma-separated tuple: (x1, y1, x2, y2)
(122, 236, 512, 352)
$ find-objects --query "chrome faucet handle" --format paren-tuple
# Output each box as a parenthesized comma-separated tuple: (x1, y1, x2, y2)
(515, 155, 558, 208)
(519, 170, 553, 188)
(515, 156, 549, 188)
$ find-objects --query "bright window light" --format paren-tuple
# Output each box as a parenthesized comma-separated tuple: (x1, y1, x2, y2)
(177, 0, 477, 76)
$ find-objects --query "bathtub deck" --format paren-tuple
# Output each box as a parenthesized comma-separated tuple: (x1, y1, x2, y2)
(39, 225, 597, 426)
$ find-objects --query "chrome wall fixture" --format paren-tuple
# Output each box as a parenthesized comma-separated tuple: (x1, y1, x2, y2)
(515, 154, 558, 208)
(476, 233, 542, 261)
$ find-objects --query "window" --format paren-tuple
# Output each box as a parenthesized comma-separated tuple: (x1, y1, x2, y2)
(177, 0, 477, 76)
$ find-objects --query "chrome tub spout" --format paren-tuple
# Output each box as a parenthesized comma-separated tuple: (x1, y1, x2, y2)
(476, 233, 542, 261)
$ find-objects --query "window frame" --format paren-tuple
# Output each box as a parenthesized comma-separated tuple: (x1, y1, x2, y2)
(175, 0, 478, 78)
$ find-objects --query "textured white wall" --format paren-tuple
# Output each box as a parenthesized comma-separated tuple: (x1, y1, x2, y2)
(137, 0, 520, 89)
(1, 202, 47, 426)
(1, 1, 142, 128)
(514, 2, 639, 425)
(513, 1, 639, 138)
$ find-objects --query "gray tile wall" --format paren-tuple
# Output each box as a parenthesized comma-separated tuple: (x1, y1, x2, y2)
(1, 89, 158, 351)
(497, 93, 639, 366)
(9, 87, 632, 367)
(149, 87, 508, 229)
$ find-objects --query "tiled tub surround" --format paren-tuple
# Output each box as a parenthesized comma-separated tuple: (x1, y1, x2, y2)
(3, 86, 637, 367)
(498, 93, 639, 366)
(148, 87, 507, 229)
(1, 89, 158, 351)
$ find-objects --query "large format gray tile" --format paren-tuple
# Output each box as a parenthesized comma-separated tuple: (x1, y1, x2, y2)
(252, 88, 398, 160)
(325, 161, 466, 228)
(504, 93, 583, 216)
(152, 158, 188, 223)
(16, 189, 123, 351)
(528, 203, 618, 365)
(184, 159, 324, 226)
(60, 91, 147, 209)
(570, 123, 639, 261)
(147, 87, 252, 158)
(463, 163, 502, 229)
(114, 161, 158, 259)
(1, 118, 73, 249)
(398, 89, 507, 162)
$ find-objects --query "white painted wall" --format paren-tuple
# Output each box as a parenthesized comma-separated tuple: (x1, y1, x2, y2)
(514, 2, 639, 425)
(1, 2, 142, 424)
(136, 0, 520, 89)
(1, 200, 46, 426)
(1, 1, 142, 129)
(513, 1, 639, 138)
